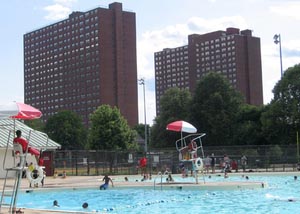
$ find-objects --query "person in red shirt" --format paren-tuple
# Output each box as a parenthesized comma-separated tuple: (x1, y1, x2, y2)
(139, 157, 147, 176)
(13, 130, 41, 164)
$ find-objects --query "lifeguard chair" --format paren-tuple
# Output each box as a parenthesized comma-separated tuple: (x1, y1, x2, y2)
(175, 133, 206, 183)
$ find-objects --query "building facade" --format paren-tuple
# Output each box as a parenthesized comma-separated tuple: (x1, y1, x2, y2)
(155, 27, 263, 115)
(24, 2, 138, 127)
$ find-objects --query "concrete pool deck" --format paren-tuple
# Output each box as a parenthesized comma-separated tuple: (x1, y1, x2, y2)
(1, 171, 300, 213)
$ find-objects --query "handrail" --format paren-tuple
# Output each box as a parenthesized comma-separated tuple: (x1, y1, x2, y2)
(3, 130, 13, 170)
(153, 170, 170, 190)
(153, 171, 161, 190)
(175, 133, 206, 152)
(28, 129, 50, 152)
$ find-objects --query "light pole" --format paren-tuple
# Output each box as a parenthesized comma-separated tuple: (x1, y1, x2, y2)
(139, 78, 147, 154)
(273, 34, 283, 77)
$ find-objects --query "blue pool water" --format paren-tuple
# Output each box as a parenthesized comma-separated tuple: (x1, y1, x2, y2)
(16, 175, 300, 213)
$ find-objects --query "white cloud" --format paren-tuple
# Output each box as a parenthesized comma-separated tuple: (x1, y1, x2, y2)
(187, 16, 248, 32)
(54, 0, 77, 6)
(44, 4, 71, 20)
(270, 2, 300, 20)
(44, 0, 77, 21)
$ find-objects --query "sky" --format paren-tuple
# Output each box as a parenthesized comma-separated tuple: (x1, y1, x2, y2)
(1, 0, 300, 125)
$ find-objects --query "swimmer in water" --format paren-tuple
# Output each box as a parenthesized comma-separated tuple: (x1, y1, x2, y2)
(82, 202, 88, 208)
(53, 200, 60, 207)
(100, 175, 114, 190)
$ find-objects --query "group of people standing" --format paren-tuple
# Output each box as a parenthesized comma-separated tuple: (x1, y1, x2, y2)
(203, 153, 216, 173)
(203, 154, 248, 173)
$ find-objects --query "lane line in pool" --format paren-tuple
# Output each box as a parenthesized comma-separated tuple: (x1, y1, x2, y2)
(100, 194, 195, 212)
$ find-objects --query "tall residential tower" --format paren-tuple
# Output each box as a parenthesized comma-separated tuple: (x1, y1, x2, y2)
(155, 28, 263, 115)
(24, 2, 138, 127)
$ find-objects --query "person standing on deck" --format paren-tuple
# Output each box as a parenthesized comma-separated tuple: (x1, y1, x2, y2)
(211, 153, 216, 174)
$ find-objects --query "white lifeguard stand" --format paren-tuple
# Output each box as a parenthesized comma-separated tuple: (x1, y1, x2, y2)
(176, 133, 206, 183)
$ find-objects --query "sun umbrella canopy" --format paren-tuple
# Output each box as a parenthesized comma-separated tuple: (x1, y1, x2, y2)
(166, 120, 197, 133)
(0, 102, 42, 120)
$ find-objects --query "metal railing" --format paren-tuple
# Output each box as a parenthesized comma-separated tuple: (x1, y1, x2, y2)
(51, 145, 300, 176)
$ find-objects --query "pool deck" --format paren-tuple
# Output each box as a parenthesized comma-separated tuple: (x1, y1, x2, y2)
(1, 171, 300, 213)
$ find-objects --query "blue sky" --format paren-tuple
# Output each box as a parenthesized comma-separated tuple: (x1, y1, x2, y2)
(1, 0, 300, 125)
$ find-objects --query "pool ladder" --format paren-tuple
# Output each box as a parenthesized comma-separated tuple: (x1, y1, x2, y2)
(153, 170, 169, 190)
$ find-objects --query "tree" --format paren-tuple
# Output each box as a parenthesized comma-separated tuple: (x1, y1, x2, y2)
(151, 87, 192, 148)
(232, 104, 266, 145)
(44, 110, 86, 149)
(189, 72, 244, 146)
(261, 64, 300, 145)
(87, 105, 137, 151)
(25, 119, 44, 132)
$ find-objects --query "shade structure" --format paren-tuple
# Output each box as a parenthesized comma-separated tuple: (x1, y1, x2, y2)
(0, 102, 42, 120)
(166, 120, 197, 133)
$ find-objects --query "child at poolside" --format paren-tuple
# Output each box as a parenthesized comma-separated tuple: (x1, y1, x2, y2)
(166, 174, 174, 182)
(62, 171, 67, 178)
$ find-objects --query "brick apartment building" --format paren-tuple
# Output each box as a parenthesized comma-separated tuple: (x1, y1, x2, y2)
(23, 2, 138, 127)
(154, 27, 263, 115)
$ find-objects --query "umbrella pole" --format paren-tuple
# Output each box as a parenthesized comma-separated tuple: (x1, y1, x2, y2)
(181, 131, 183, 148)
(13, 119, 16, 136)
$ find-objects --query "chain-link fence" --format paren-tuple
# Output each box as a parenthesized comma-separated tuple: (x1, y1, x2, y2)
(52, 144, 300, 176)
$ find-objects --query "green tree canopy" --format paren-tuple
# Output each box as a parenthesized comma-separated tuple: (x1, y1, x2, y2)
(87, 105, 137, 151)
(189, 72, 244, 146)
(44, 110, 86, 149)
(151, 87, 192, 148)
(25, 119, 44, 132)
(232, 104, 265, 145)
(261, 64, 300, 144)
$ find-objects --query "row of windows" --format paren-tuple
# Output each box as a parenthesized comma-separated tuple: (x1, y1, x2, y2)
(156, 51, 188, 60)
(156, 81, 189, 90)
(198, 35, 235, 46)
(156, 65, 189, 70)
(156, 69, 189, 76)
(25, 76, 100, 89)
(155, 61, 188, 67)
(198, 42, 235, 51)
(198, 46, 236, 54)
(25, 90, 101, 101)
(26, 75, 100, 84)
(196, 66, 237, 73)
(25, 61, 100, 76)
(156, 73, 189, 79)
(25, 25, 99, 46)
(25, 49, 100, 67)
(198, 60, 236, 67)
(25, 35, 99, 55)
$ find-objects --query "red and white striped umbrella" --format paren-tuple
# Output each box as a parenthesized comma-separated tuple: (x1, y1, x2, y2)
(166, 120, 197, 133)
(0, 102, 42, 120)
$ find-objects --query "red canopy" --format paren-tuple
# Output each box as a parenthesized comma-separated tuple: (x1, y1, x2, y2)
(0, 102, 42, 120)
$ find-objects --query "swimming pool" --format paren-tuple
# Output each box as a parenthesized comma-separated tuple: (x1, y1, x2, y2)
(16, 174, 300, 213)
